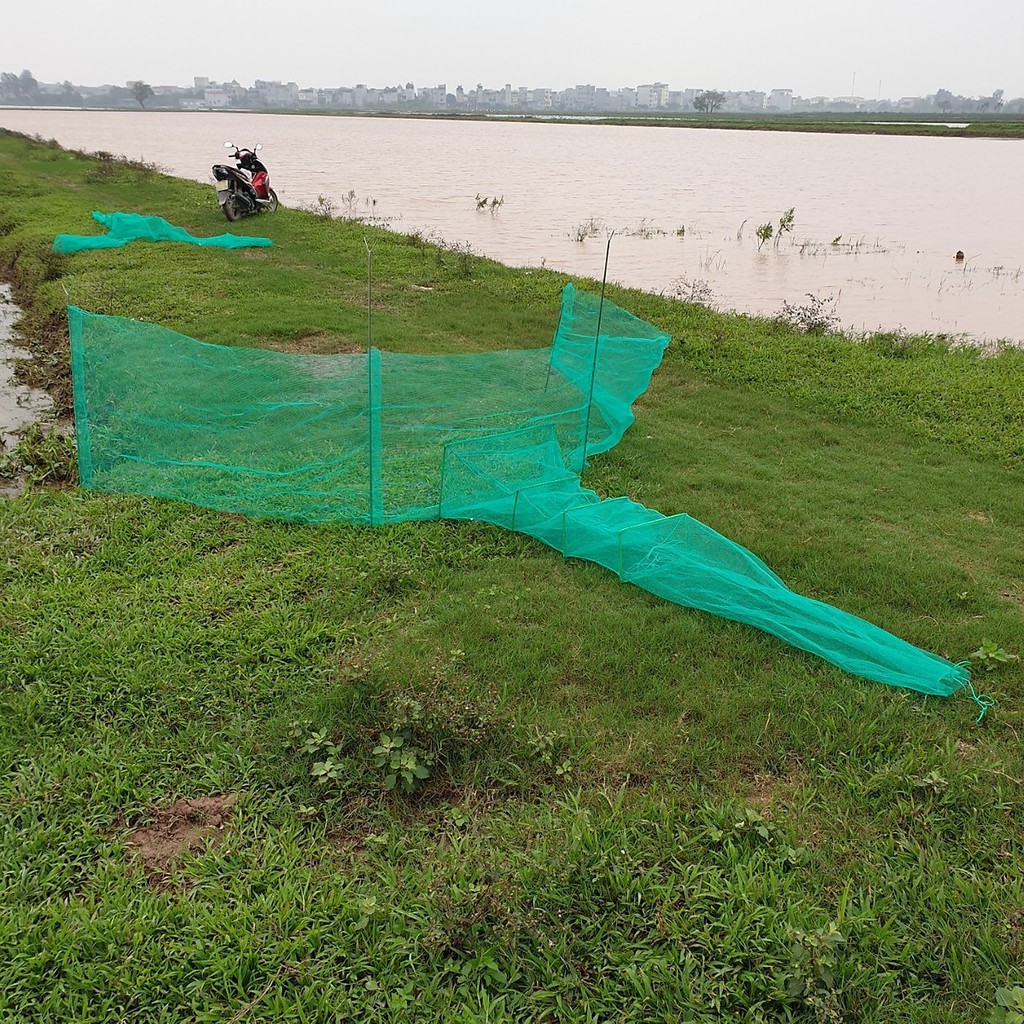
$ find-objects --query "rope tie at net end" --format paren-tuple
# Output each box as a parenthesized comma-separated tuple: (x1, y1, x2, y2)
(965, 679, 995, 725)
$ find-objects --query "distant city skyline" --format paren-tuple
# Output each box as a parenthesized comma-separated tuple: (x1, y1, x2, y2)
(3, 0, 1023, 101)
(2, 72, 1018, 117)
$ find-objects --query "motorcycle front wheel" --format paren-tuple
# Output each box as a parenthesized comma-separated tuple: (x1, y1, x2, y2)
(265, 189, 279, 213)
(223, 196, 243, 222)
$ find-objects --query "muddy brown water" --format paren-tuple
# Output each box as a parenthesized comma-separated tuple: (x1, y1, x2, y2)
(0, 284, 53, 495)
(2, 108, 1024, 343)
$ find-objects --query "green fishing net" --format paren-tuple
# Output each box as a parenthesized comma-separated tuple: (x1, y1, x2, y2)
(53, 212, 272, 253)
(68, 284, 970, 698)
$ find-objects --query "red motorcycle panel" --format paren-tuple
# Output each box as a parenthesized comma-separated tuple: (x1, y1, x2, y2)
(252, 171, 270, 198)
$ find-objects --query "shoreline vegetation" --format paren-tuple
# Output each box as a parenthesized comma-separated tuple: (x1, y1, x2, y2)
(4, 103, 1024, 138)
(306, 110, 1024, 139)
(1, 129, 1022, 1022)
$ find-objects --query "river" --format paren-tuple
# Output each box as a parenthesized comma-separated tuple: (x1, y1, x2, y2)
(3, 109, 1023, 344)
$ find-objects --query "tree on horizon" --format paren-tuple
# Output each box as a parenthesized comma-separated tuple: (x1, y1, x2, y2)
(129, 80, 154, 109)
(693, 89, 726, 115)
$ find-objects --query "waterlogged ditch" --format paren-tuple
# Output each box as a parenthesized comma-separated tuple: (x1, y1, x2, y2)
(0, 283, 54, 496)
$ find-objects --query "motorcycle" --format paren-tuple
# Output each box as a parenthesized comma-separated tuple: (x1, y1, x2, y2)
(212, 142, 279, 222)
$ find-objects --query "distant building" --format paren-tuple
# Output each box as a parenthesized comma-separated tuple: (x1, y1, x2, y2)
(636, 82, 669, 109)
(767, 88, 793, 112)
(727, 90, 766, 112)
(203, 88, 230, 108)
(418, 84, 447, 108)
(252, 80, 300, 106)
(617, 87, 638, 110)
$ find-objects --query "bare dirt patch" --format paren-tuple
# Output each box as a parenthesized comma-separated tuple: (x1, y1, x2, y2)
(125, 793, 237, 880)
(262, 333, 366, 355)
(326, 826, 369, 859)
(746, 757, 808, 814)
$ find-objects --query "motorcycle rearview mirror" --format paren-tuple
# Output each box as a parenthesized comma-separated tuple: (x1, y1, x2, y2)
(255, 143, 263, 152)
(223, 141, 234, 148)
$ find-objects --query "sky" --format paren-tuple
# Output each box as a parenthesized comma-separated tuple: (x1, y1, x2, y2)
(3, 0, 1022, 100)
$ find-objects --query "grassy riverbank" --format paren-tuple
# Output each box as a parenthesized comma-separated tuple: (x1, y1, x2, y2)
(8, 105, 1024, 140)
(1, 129, 1022, 1023)
(397, 111, 1024, 139)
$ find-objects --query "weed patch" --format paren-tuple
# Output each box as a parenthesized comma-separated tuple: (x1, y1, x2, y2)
(0, 424, 76, 485)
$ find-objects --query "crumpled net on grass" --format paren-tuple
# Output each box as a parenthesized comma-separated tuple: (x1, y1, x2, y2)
(53, 212, 272, 253)
(68, 284, 969, 698)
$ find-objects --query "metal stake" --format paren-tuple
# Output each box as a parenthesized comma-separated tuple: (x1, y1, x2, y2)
(579, 231, 614, 473)
(363, 236, 373, 348)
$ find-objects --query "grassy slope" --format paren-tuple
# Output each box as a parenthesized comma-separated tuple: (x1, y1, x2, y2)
(569, 117, 1024, 139)
(354, 111, 1024, 140)
(271, 109, 1024, 140)
(0, 130, 1022, 1023)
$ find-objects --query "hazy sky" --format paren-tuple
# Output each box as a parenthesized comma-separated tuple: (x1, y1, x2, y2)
(3, 0, 1022, 100)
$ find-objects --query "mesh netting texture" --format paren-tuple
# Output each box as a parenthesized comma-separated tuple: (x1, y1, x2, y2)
(69, 284, 969, 698)
(54, 212, 273, 253)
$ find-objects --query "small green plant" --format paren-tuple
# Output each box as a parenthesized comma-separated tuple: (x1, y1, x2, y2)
(311, 756, 344, 786)
(446, 805, 473, 829)
(704, 806, 808, 867)
(624, 218, 662, 239)
(970, 639, 1018, 672)
(454, 950, 514, 993)
(780, 922, 846, 1023)
(373, 732, 432, 793)
(287, 723, 346, 788)
(474, 194, 504, 213)
(706, 805, 776, 845)
(570, 217, 603, 243)
(301, 729, 338, 757)
(524, 728, 575, 780)
(754, 208, 795, 250)
(286, 719, 312, 746)
(306, 194, 335, 219)
(991, 986, 1024, 1023)
(669, 276, 715, 307)
(909, 769, 949, 797)
(775, 207, 795, 247)
(433, 237, 475, 279)
(526, 728, 566, 767)
(352, 895, 382, 932)
(776, 293, 842, 334)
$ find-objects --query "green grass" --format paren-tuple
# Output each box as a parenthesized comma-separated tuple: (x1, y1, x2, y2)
(1, 128, 1022, 1023)
(569, 115, 1024, 139)
(359, 110, 1024, 140)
